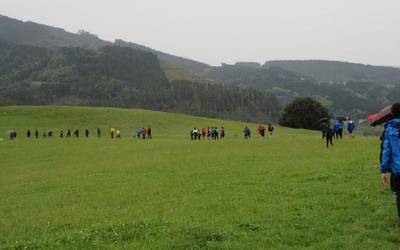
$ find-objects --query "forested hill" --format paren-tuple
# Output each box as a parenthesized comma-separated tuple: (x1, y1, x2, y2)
(0, 43, 280, 122)
(204, 63, 400, 118)
(264, 60, 400, 85)
(114, 40, 209, 74)
(0, 15, 210, 74)
(0, 15, 110, 49)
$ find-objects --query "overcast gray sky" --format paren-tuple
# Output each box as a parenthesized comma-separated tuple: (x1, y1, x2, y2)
(1, 0, 400, 66)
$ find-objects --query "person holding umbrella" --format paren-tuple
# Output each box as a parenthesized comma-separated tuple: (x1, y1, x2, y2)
(381, 103, 400, 218)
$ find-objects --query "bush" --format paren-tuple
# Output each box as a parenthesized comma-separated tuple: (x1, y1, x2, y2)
(279, 98, 329, 130)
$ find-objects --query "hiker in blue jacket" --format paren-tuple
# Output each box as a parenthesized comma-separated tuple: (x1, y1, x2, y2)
(333, 121, 340, 139)
(337, 120, 344, 139)
(347, 119, 355, 139)
(381, 103, 400, 218)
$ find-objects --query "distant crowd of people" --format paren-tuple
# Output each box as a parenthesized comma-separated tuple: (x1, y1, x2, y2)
(135, 127, 152, 140)
(321, 118, 356, 148)
(5, 127, 152, 140)
(190, 127, 225, 140)
(7, 124, 279, 142)
(188, 124, 275, 140)
(22, 128, 98, 139)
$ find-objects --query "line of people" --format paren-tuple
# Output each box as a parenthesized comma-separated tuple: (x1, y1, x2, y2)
(24, 128, 98, 139)
(190, 127, 225, 140)
(188, 124, 275, 140)
(9, 127, 152, 140)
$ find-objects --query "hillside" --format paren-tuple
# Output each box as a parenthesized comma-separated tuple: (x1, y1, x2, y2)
(0, 44, 280, 122)
(0, 106, 395, 249)
(2, 14, 399, 120)
(264, 60, 400, 85)
(204, 63, 383, 118)
(0, 15, 210, 75)
(0, 15, 110, 50)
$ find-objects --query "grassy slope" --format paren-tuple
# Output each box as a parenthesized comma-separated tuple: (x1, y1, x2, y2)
(160, 62, 214, 83)
(0, 106, 397, 249)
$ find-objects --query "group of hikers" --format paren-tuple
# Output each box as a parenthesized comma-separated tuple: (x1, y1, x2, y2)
(135, 127, 152, 139)
(190, 127, 225, 140)
(321, 118, 356, 148)
(256, 123, 274, 138)
(244, 123, 274, 139)
(189, 124, 275, 140)
(7, 127, 152, 140)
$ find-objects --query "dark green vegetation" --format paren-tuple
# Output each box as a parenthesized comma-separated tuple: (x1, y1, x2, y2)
(204, 63, 399, 119)
(279, 98, 329, 130)
(0, 106, 398, 249)
(0, 43, 280, 122)
(207, 64, 376, 117)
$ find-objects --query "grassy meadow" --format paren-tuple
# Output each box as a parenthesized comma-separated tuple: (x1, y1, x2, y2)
(0, 106, 398, 249)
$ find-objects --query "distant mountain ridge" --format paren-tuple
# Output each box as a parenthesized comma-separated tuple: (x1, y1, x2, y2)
(0, 14, 210, 75)
(264, 60, 400, 85)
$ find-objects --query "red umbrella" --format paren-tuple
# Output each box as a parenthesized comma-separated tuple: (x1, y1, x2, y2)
(369, 105, 393, 127)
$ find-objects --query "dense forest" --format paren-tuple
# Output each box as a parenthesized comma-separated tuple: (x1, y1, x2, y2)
(0, 43, 280, 122)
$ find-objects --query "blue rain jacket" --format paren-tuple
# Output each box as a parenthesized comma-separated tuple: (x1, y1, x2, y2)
(381, 118, 400, 174)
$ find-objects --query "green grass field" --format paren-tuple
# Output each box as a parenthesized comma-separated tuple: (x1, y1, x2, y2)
(0, 106, 398, 249)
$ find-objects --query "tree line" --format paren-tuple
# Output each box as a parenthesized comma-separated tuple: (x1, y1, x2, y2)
(0, 44, 281, 122)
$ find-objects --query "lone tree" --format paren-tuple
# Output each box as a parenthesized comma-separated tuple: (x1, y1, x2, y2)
(279, 97, 329, 130)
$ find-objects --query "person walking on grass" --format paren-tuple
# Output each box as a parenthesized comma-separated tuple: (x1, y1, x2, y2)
(268, 123, 274, 137)
(220, 127, 225, 139)
(35, 129, 39, 139)
(136, 128, 142, 139)
(66, 129, 71, 138)
(333, 120, 340, 139)
(60, 129, 64, 138)
(214, 126, 219, 140)
(147, 127, 152, 139)
(323, 122, 334, 148)
(380, 103, 400, 218)
(338, 120, 344, 139)
(110, 128, 116, 139)
(347, 119, 355, 139)
(85, 128, 90, 138)
(243, 126, 251, 139)
(97, 128, 101, 138)
(142, 128, 147, 140)
(27, 129, 31, 138)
